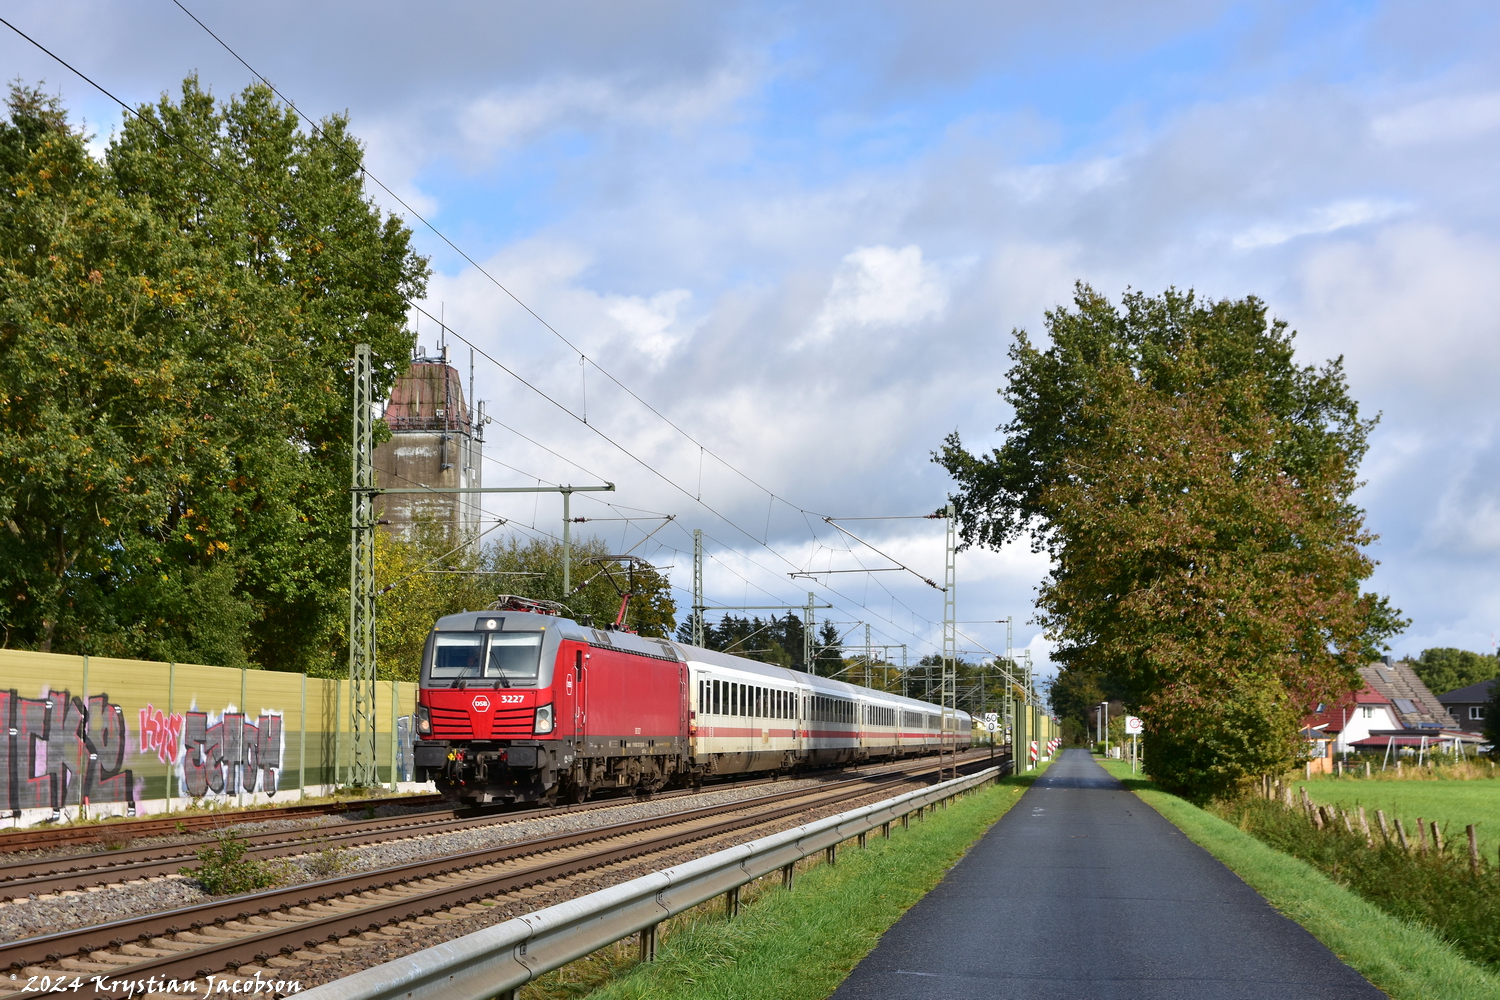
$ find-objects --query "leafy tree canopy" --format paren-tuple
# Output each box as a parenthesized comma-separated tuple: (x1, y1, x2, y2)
(1409, 647, 1499, 696)
(937, 285, 1405, 797)
(367, 531, 679, 682)
(0, 80, 427, 670)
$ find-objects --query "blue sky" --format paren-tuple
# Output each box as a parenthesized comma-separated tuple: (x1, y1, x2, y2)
(6, 1, 1500, 677)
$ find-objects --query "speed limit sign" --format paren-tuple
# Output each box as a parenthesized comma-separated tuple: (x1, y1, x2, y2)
(1125, 716, 1144, 734)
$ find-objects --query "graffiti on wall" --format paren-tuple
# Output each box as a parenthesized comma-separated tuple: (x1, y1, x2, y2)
(0, 687, 289, 818)
(178, 706, 284, 798)
(0, 688, 137, 820)
(139, 704, 184, 765)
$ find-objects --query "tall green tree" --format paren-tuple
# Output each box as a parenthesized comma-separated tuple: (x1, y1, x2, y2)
(937, 285, 1404, 797)
(0, 80, 427, 670)
(1410, 647, 1499, 696)
(815, 621, 844, 676)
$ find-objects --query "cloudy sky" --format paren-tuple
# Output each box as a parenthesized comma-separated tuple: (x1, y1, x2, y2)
(7, 1, 1500, 678)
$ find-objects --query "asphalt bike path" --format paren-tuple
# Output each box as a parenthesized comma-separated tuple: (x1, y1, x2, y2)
(830, 748, 1384, 999)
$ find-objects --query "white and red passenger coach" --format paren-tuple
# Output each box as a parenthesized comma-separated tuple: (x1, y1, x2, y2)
(412, 596, 971, 806)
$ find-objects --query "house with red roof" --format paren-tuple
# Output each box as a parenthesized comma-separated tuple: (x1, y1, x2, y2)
(1299, 671, 1483, 770)
(1300, 685, 1400, 772)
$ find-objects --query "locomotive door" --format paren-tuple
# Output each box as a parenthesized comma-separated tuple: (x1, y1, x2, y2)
(573, 649, 588, 750)
(678, 663, 688, 749)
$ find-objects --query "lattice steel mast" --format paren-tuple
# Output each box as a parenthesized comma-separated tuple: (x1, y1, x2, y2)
(348, 344, 379, 786)
(942, 501, 957, 777)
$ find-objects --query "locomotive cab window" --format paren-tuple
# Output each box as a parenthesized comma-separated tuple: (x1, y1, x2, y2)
(427, 631, 544, 684)
(487, 633, 544, 685)
(428, 634, 483, 678)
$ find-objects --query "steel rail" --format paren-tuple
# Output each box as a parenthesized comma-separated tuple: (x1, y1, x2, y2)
(0, 751, 984, 896)
(0, 796, 447, 855)
(0, 754, 996, 986)
(302, 764, 1010, 1000)
(0, 808, 460, 897)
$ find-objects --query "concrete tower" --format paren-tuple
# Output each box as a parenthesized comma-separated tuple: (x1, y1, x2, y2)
(374, 346, 483, 547)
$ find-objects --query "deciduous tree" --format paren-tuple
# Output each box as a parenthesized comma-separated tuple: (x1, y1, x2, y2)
(0, 80, 427, 670)
(938, 285, 1404, 796)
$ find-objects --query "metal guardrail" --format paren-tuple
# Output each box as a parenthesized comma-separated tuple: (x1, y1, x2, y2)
(301, 763, 1007, 1000)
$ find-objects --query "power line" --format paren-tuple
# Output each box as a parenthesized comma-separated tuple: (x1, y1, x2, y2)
(2, 13, 967, 664)
(167, 0, 806, 525)
(159, 0, 967, 631)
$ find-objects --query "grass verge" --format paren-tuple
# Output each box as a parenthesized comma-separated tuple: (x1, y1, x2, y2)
(1212, 795, 1500, 968)
(1098, 759, 1500, 1000)
(1297, 768, 1500, 860)
(523, 765, 1046, 1000)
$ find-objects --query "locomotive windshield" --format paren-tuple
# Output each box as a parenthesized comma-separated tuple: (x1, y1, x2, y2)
(428, 631, 545, 686)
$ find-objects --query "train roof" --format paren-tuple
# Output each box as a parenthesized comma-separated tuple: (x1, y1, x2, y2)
(429, 609, 968, 718)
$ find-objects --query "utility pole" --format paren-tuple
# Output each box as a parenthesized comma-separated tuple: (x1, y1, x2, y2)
(377, 484, 612, 596)
(942, 502, 957, 778)
(804, 592, 815, 672)
(348, 344, 378, 787)
(864, 622, 873, 689)
(693, 529, 704, 647)
(561, 489, 572, 594)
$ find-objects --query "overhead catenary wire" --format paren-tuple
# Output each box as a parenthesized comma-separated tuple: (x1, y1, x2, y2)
(167, 0, 810, 524)
(158, 0, 968, 644)
(1, 13, 975, 666)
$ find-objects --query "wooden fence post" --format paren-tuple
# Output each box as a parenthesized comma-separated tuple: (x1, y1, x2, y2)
(1467, 825, 1480, 876)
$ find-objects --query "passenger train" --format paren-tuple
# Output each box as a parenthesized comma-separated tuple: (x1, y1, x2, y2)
(412, 596, 972, 806)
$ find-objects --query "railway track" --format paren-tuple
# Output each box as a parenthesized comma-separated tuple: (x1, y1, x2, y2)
(0, 751, 1001, 998)
(0, 795, 447, 855)
(0, 752, 993, 898)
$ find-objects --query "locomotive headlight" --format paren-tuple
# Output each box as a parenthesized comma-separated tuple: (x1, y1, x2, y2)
(415, 704, 431, 736)
(533, 703, 554, 734)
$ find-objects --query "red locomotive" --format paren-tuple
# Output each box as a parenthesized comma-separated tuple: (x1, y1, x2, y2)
(413, 596, 971, 806)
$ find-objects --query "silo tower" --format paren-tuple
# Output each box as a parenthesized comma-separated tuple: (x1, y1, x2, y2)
(373, 345, 484, 548)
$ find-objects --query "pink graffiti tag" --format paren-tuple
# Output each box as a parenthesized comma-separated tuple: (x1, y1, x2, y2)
(138, 704, 183, 765)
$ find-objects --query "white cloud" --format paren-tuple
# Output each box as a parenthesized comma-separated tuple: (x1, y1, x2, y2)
(1231, 199, 1407, 249)
(604, 289, 695, 365)
(1372, 91, 1500, 145)
(803, 245, 950, 345)
(457, 65, 754, 157)
(1296, 225, 1500, 399)
(993, 156, 1123, 203)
